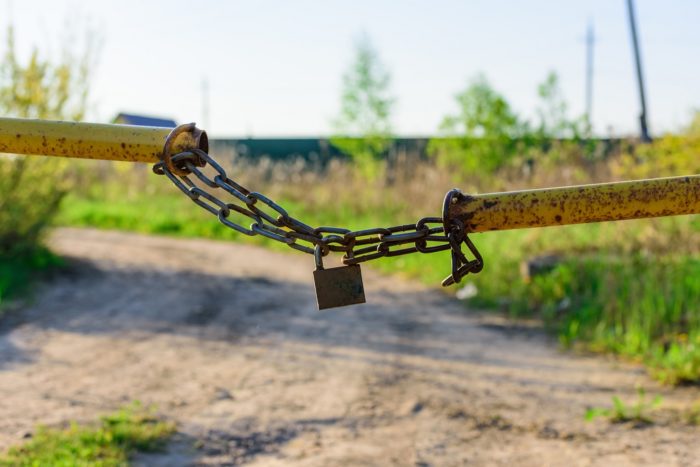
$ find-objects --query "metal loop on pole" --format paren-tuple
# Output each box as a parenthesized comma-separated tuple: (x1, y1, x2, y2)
(160, 123, 204, 176)
(440, 189, 484, 287)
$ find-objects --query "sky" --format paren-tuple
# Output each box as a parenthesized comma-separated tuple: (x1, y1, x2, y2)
(2, 0, 700, 137)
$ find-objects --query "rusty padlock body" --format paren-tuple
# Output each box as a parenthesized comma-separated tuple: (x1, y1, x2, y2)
(313, 245, 366, 310)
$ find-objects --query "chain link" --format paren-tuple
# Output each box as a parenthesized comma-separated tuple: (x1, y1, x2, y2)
(154, 126, 483, 286)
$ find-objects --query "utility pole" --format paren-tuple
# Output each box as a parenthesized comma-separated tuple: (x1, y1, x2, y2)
(626, 0, 651, 142)
(201, 77, 210, 130)
(585, 20, 595, 135)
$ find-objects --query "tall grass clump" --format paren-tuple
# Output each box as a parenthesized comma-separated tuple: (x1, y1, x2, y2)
(505, 254, 700, 385)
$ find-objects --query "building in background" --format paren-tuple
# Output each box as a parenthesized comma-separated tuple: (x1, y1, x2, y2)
(113, 113, 177, 128)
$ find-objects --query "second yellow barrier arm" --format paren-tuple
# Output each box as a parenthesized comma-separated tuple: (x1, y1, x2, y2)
(449, 175, 700, 233)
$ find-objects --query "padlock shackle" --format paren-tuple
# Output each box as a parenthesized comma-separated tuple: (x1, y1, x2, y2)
(314, 244, 325, 271)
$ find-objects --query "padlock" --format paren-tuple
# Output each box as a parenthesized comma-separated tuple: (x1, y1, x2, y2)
(313, 245, 366, 310)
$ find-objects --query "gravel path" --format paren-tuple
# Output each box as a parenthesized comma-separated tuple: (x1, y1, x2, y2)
(0, 228, 698, 466)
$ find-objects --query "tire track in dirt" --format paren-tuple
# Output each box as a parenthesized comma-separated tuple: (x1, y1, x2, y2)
(0, 228, 698, 466)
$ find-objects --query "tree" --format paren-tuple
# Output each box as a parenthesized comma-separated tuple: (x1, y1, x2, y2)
(332, 36, 394, 179)
(0, 25, 95, 254)
(535, 71, 583, 140)
(430, 75, 522, 175)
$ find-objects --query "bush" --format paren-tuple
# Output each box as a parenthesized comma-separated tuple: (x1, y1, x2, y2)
(0, 25, 93, 298)
(496, 254, 700, 384)
(429, 72, 590, 183)
(612, 111, 700, 179)
(429, 75, 523, 177)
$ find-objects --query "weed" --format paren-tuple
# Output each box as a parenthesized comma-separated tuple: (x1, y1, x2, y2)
(0, 402, 175, 466)
(585, 387, 663, 424)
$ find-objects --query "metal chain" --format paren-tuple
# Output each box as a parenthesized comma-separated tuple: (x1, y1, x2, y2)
(153, 126, 483, 286)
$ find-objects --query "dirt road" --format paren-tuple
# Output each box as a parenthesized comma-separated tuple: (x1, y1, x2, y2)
(0, 228, 698, 466)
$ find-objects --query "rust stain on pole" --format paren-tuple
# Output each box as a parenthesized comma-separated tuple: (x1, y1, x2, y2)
(0, 118, 207, 163)
(451, 175, 700, 233)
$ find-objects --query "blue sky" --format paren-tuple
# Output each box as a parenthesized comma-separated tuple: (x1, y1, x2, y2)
(3, 0, 699, 137)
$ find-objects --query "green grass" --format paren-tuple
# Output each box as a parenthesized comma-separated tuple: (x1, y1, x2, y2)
(56, 187, 700, 385)
(0, 245, 63, 306)
(453, 247, 700, 386)
(0, 404, 175, 466)
(585, 387, 663, 424)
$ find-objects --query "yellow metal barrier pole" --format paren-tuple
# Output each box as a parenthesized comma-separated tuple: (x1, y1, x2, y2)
(0, 117, 207, 162)
(450, 175, 700, 233)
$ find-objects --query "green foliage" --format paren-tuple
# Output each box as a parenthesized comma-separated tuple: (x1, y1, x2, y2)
(0, 156, 68, 253)
(0, 26, 92, 121)
(476, 250, 700, 385)
(585, 387, 663, 424)
(0, 403, 175, 466)
(613, 110, 700, 179)
(443, 75, 519, 140)
(429, 71, 590, 179)
(535, 71, 581, 140)
(430, 75, 523, 175)
(0, 245, 62, 306)
(0, 24, 94, 299)
(332, 36, 394, 179)
(648, 338, 700, 386)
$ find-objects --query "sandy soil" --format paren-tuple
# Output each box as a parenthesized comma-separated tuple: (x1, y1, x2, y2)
(0, 228, 698, 466)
